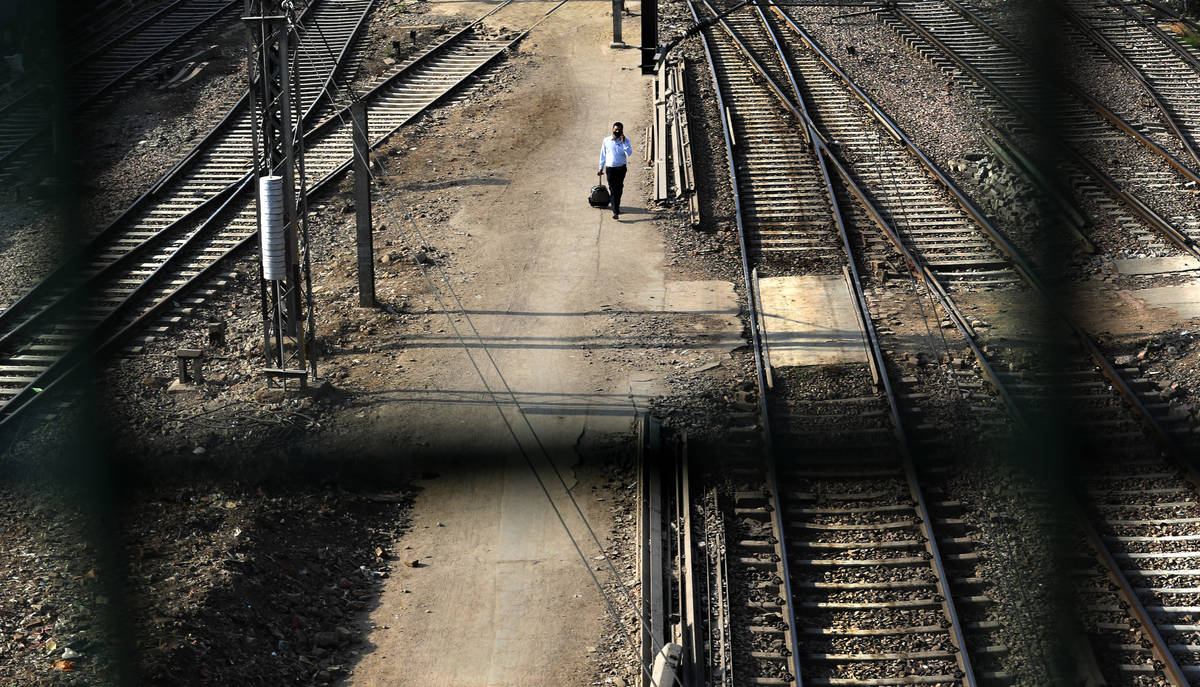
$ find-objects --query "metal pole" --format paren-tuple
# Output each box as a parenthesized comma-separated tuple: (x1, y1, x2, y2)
(244, 1, 273, 361)
(612, 0, 625, 46)
(277, 26, 302, 337)
(244, 0, 309, 385)
(641, 0, 658, 73)
(351, 101, 376, 307)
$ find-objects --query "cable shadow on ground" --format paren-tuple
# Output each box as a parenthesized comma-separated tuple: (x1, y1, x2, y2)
(329, 331, 745, 353)
(345, 388, 652, 417)
(394, 176, 510, 192)
(447, 307, 740, 316)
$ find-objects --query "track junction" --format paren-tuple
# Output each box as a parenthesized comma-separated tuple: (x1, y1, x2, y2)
(4, 0, 1200, 685)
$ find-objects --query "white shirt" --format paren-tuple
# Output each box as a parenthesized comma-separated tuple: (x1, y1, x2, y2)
(599, 135, 633, 170)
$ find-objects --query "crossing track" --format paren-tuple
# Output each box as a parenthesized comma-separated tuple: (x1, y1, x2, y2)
(797, 3, 1200, 678)
(762, 0, 1200, 493)
(691, 8, 841, 263)
(0, 0, 241, 182)
(1062, 0, 1200, 169)
(879, 0, 1200, 261)
(0, 3, 523, 430)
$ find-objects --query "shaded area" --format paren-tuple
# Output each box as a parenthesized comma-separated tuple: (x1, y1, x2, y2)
(0, 470, 418, 687)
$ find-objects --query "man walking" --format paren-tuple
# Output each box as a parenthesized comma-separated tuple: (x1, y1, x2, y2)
(598, 122, 633, 219)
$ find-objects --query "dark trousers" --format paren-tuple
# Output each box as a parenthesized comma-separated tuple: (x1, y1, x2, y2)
(605, 165, 627, 214)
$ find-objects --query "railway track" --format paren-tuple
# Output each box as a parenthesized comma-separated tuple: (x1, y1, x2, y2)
(697, 18, 839, 263)
(687, 0, 1022, 682)
(770, 11, 1200, 680)
(685, 0, 1200, 682)
(0, 0, 241, 181)
(0, 5, 523, 429)
(879, 0, 1200, 260)
(0, 0, 374, 340)
(1063, 0, 1200, 168)
(1077, 457, 1200, 685)
(68, 0, 195, 63)
(68, 0, 240, 110)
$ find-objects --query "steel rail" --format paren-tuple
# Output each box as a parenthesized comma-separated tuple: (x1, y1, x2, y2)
(743, 12, 986, 684)
(811, 107, 983, 687)
(0, 0, 242, 180)
(72, 0, 241, 111)
(0, 181, 241, 352)
(0, 17, 525, 433)
(133, 0, 335, 203)
(885, 1, 1200, 260)
(0, 0, 498, 343)
(728, 2, 906, 439)
(67, 0, 198, 68)
(1113, 0, 1200, 73)
(763, 10, 1193, 678)
(767, 8, 1039, 293)
(686, 3, 800, 686)
(684, 0, 775, 454)
(719, 7, 1194, 682)
(1080, 519, 1190, 687)
(69, 0, 192, 69)
(901, 455, 980, 687)
(0, 2, 326, 330)
(786, 0, 1189, 453)
(0, 177, 254, 424)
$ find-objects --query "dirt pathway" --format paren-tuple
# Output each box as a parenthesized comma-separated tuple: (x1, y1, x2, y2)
(343, 2, 674, 684)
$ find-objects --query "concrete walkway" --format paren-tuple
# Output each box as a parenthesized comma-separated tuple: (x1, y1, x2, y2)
(343, 2, 739, 685)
